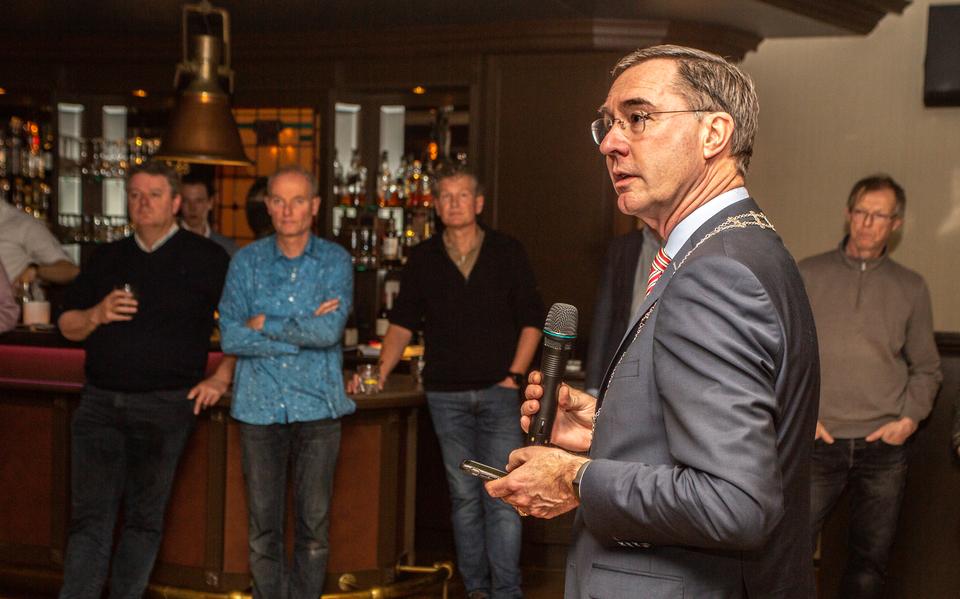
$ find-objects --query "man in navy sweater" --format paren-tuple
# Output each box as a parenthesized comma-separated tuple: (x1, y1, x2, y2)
(58, 161, 230, 598)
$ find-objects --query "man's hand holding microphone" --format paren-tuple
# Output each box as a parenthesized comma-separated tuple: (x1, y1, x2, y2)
(484, 303, 594, 519)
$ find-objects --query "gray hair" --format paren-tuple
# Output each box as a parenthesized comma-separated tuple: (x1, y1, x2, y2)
(433, 165, 484, 197)
(847, 174, 906, 216)
(129, 160, 181, 198)
(612, 44, 759, 175)
(267, 165, 319, 198)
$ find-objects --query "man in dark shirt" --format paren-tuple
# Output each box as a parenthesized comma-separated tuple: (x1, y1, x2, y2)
(379, 168, 544, 599)
(57, 161, 230, 599)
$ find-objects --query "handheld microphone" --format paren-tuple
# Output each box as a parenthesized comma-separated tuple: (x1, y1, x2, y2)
(528, 303, 578, 446)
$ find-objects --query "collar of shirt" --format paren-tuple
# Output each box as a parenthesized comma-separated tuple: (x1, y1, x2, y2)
(836, 236, 888, 272)
(181, 220, 211, 238)
(269, 234, 319, 263)
(663, 187, 750, 259)
(134, 223, 179, 253)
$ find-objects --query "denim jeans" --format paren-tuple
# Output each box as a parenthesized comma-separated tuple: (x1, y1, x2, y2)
(239, 418, 341, 599)
(427, 384, 524, 599)
(59, 385, 196, 599)
(810, 437, 909, 599)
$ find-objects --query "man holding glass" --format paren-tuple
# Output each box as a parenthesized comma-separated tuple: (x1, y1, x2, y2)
(57, 161, 231, 598)
(218, 165, 353, 599)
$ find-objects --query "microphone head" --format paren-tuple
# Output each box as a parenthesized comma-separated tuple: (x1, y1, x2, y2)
(544, 303, 578, 338)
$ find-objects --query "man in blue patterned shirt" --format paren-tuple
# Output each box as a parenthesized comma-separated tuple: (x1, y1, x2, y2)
(218, 165, 354, 599)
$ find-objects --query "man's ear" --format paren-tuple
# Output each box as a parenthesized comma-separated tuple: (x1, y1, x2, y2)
(702, 112, 735, 161)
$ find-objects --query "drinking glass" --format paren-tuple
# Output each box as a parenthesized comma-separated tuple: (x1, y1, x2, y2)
(357, 363, 379, 395)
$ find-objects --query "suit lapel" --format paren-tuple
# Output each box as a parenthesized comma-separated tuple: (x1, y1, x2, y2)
(596, 261, 675, 405)
(595, 198, 761, 407)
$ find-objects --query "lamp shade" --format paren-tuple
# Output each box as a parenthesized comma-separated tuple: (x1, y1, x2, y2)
(155, 33, 252, 166)
(155, 88, 251, 166)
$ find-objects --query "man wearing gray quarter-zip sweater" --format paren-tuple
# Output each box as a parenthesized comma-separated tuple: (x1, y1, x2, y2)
(799, 174, 941, 599)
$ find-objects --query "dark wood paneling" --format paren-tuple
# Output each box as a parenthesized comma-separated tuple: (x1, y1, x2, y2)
(222, 420, 249, 573)
(482, 51, 621, 342)
(329, 420, 384, 572)
(0, 401, 55, 548)
(158, 423, 210, 568)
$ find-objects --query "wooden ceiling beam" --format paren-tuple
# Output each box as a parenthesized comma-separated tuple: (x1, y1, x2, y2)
(0, 17, 762, 70)
(758, 0, 911, 34)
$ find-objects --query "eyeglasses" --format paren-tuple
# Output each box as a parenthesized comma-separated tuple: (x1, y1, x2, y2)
(849, 208, 899, 223)
(590, 109, 707, 145)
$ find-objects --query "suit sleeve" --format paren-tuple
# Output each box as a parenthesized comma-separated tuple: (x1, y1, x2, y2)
(580, 256, 785, 550)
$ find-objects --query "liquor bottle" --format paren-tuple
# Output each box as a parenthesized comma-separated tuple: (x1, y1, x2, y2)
(346, 149, 361, 207)
(334, 149, 351, 207)
(375, 289, 392, 338)
(0, 128, 7, 179)
(381, 217, 401, 266)
(408, 160, 423, 208)
(7, 118, 22, 178)
(376, 150, 391, 208)
(42, 128, 54, 175)
(348, 149, 368, 207)
(420, 171, 434, 208)
(402, 218, 420, 258)
(343, 309, 359, 347)
(395, 154, 410, 207)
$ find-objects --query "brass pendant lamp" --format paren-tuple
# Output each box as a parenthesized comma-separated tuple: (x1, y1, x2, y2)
(155, 1, 251, 167)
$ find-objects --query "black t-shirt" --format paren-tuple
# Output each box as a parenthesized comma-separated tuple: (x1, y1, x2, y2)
(63, 230, 230, 392)
(390, 227, 545, 392)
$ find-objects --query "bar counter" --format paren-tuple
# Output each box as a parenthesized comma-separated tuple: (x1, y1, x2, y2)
(0, 327, 426, 596)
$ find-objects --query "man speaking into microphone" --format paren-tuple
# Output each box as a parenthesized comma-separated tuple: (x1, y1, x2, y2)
(485, 45, 819, 598)
(379, 166, 544, 599)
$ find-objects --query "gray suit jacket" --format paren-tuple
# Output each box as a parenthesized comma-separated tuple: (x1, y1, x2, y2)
(566, 198, 819, 598)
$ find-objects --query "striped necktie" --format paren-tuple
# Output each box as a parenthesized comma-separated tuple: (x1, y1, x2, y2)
(645, 247, 670, 297)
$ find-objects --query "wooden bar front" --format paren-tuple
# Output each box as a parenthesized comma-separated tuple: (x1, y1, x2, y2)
(0, 330, 423, 595)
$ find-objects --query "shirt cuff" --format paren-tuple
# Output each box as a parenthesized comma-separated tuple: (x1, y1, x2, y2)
(260, 316, 284, 338)
(572, 460, 591, 501)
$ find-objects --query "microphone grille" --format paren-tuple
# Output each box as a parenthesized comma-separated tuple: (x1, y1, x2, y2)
(544, 303, 578, 337)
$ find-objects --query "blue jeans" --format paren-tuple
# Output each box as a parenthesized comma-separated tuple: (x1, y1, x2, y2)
(239, 418, 341, 599)
(810, 438, 909, 599)
(427, 384, 524, 599)
(59, 385, 196, 599)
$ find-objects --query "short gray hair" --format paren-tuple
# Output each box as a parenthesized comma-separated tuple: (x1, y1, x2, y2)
(847, 174, 906, 216)
(267, 165, 319, 198)
(613, 44, 759, 175)
(129, 160, 181, 198)
(433, 165, 484, 197)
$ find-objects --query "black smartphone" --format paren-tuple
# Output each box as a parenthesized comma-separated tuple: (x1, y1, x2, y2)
(459, 459, 508, 481)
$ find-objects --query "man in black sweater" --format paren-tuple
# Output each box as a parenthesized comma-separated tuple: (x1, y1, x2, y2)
(57, 161, 231, 599)
(379, 168, 544, 599)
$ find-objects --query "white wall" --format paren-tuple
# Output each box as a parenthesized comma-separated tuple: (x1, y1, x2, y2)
(741, 0, 960, 330)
